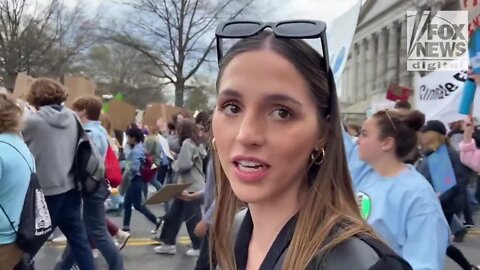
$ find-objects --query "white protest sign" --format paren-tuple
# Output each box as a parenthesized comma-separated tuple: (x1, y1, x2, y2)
(414, 70, 480, 125)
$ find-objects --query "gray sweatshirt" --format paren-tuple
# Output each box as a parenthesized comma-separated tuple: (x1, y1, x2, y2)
(22, 105, 78, 196)
(172, 138, 206, 193)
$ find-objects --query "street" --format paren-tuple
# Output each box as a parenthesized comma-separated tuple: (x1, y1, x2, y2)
(35, 205, 480, 270)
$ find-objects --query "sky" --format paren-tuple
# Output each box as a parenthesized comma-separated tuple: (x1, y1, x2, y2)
(35, 0, 363, 104)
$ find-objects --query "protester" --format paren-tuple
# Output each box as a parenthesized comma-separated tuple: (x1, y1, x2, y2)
(53, 96, 124, 270)
(345, 109, 449, 269)
(210, 29, 410, 270)
(417, 120, 479, 270)
(449, 120, 465, 152)
(100, 113, 120, 156)
(144, 127, 164, 193)
(22, 78, 95, 270)
(0, 93, 33, 269)
(154, 119, 206, 256)
(460, 117, 480, 172)
(122, 127, 161, 233)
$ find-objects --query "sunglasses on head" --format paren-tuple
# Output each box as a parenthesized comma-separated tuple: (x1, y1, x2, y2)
(215, 20, 330, 73)
(378, 109, 397, 131)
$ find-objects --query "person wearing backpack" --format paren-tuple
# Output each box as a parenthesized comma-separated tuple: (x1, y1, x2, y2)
(0, 93, 36, 269)
(122, 127, 161, 233)
(22, 78, 95, 270)
(50, 96, 125, 270)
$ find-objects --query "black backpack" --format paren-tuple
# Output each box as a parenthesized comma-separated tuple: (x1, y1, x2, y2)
(0, 142, 53, 256)
(356, 235, 412, 270)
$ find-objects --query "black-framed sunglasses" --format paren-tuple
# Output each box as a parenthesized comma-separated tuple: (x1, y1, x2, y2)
(215, 20, 330, 73)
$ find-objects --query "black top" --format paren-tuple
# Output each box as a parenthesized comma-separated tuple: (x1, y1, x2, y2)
(234, 210, 297, 270)
(233, 210, 384, 270)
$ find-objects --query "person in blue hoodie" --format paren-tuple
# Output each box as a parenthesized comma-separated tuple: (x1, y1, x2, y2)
(344, 109, 449, 270)
(122, 127, 160, 232)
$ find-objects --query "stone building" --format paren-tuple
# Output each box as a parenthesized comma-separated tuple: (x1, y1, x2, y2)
(340, 0, 460, 121)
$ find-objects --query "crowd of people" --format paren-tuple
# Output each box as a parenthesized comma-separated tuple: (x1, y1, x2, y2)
(1, 21, 480, 270)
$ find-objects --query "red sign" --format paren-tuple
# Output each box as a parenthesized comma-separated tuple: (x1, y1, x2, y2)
(386, 84, 412, 101)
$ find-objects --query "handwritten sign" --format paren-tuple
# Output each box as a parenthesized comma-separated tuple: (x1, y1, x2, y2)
(426, 144, 457, 194)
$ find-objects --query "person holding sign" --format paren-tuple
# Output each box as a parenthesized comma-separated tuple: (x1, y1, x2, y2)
(416, 120, 480, 270)
(460, 118, 480, 173)
(345, 109, 449, 270)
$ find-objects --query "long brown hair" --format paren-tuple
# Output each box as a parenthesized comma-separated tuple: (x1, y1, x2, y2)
(211, 31, 376, 269)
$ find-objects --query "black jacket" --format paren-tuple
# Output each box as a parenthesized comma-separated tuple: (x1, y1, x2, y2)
(231, 210, 411, 270)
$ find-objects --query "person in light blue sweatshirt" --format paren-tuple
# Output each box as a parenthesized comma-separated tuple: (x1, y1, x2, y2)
(0, 93, 34, 269)
(344, 109, 449, 270)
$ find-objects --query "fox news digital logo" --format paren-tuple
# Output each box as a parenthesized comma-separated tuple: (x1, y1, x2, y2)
(407, 10, 469, 71)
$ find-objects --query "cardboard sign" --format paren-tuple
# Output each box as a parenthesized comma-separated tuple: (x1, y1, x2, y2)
(106, 100, 137, 131)
(13, 72, 34, 100)
(64, 76, 96, 107)
(426, 144, 457, 194)
(143, 103, 165, 128)
(143, 103, 186, 127)
(143, 183, 192, 205)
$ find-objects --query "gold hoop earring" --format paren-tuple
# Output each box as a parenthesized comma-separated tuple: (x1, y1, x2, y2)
(211, 137, 216, 152)
(310, 148, 325, 165)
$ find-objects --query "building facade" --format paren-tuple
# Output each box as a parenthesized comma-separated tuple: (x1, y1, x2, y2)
(341, 0, 459, 120)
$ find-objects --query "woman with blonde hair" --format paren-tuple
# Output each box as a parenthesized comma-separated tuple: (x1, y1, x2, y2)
(100, 113, 120, 156)
(0, 93, 35, 269)
(210, 21, 410, 270)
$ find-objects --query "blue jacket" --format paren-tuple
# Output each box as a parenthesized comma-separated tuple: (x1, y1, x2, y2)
(125, 143, 145, 181)
(84, 121, 109, 159)
(343, 131, 449, 270)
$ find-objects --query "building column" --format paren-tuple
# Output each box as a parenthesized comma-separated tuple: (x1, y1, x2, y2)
(358, 40, 367, 101)
(346, 65, 353, 103)
(399, 17, 409, 86)
(375, 28, 387, 93)
(350, 44, 358, 102)
(386, 21, 399, 87)
(366, 35, 376, 96)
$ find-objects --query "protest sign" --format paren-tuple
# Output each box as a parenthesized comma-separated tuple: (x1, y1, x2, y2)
(426, 144, 457, 194)
(414, 69, 480, 125)
(106, 100, 137, 131)
(144, 183, 192, 205)
(64, 76, 96, 107)
(143, 103, 165, 128)
(460, 0, 480, 37)
(13, 72, 34, 100)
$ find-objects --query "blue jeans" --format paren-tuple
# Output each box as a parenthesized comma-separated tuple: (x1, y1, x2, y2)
(123, 176, 157, 228)
(56, 182, 124, 270)
(45, 190, 95, 270)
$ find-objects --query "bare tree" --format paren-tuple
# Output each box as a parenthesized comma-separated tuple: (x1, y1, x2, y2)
(73, 43, 165, 108)
(0, 0, 97, 89)
(110, 0, 255, 107)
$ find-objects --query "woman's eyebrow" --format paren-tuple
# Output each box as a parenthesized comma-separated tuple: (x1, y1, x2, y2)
(218, 89, 242, 99)
(264, 94, 303, 107)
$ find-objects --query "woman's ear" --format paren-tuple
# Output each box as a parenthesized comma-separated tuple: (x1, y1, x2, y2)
(381, 137, 395, 152)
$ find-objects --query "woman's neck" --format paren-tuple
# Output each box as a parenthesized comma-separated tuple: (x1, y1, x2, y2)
(248, 186, 304, 253)
(371, 155, 408, 177)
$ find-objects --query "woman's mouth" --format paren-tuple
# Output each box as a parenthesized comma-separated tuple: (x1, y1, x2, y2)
(232, 157, 270, 182)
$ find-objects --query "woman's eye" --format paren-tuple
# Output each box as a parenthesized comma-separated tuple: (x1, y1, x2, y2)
(222, 103, 241, 115)
(272, 108, 292, 120)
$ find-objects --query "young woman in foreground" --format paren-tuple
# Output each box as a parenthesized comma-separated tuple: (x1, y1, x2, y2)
(210, 23, 410, 270)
